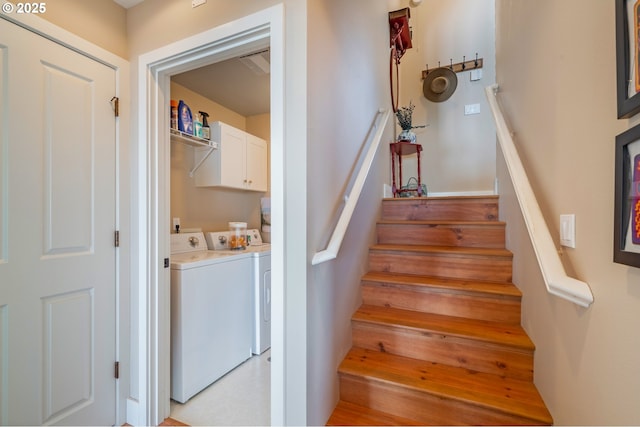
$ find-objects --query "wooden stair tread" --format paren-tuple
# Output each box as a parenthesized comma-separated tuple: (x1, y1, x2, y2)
(362, 271, 522, 298)
(370, 243, 513, 258)
(327, 400, 422, 426)
(378, 219, 506, 226)
(354, 304, 534, 351)
(383, 195, 499, 201)
(339, 347, 552, 425)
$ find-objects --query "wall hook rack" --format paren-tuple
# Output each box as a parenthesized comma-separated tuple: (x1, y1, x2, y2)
(422, 53, 483, 79)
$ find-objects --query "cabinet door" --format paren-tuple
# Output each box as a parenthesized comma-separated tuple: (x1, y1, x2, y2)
(246, 134, 268, 192)
(219, 123, 247, 189)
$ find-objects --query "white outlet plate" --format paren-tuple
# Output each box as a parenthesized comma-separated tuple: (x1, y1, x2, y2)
(560, 214, 576, 248)
(192, 0, 206, 7)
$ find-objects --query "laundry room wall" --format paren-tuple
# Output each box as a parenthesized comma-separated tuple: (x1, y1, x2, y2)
(170, 81, 270, 232)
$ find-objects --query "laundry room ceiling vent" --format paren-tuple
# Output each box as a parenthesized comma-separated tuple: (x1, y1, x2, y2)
(238, 49, 270, 75)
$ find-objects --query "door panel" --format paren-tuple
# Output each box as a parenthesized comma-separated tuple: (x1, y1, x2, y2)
(0, 18, 117, 425)
(43, 63, 93, 255)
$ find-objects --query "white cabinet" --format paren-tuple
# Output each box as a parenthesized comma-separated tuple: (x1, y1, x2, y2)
(195, 121, 268, 192)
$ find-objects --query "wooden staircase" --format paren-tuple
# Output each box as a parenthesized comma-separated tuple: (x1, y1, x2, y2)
(327, 196, 553, 426)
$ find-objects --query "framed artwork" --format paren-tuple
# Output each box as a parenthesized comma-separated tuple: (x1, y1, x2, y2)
(614, 123, 640, 267)
(616, 0, 640, 118)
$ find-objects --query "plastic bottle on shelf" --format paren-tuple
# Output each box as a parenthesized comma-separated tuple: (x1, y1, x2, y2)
(193, 112, 203, 138)
(177, 100, 193, 135)
(170, 100, 178, 130)
(199, 111, 210, 140)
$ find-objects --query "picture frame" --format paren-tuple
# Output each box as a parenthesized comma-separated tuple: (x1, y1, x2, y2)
(616, 0, 640, 118)
(614, 123, 640, 267)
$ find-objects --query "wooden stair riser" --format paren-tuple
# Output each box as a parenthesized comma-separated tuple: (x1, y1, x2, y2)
(361, 282, 522, 323)
(351, 321, 534, 381)
(377, 222, 505, 248)
(327, 401, 423, 426)
(368, 250, 513, 283)
(327, 196, 553, 425)
(382, 197, 499, 222)
(338, 374, 546, 426)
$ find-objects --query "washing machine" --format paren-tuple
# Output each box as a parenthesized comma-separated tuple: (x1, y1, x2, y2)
(170, 232, 253, 403)
(206, 229, 271, 354)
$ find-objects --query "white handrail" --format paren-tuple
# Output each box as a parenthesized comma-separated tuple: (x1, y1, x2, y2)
(312, 109, 392, 265)
(485, 84, 593, 308)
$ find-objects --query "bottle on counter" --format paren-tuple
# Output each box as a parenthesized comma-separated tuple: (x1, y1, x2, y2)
(229, 222, 247, 250)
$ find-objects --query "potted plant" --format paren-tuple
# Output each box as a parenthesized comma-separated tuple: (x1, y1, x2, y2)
(395, 101, 426, 143)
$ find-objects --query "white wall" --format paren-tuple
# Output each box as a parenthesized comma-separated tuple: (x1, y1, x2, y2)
(38, 0, 127, 58)
(389, 0, 496, 194)
(496, 1, 640, 424)
(306, 0, 392, 424)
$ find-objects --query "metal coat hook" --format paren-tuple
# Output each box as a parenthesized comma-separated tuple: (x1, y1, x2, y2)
(421, 54, 484, 79)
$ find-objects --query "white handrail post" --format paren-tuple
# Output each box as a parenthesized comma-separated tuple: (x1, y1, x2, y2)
(485, 84, 594, 308)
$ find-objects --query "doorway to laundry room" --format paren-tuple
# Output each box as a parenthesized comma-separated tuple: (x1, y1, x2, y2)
(167, 44, 272, 426)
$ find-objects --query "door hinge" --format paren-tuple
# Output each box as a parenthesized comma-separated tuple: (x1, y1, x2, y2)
(114, 230, 120, 247)
(110, 96, 119, 117)
(114, 361, 120, 379)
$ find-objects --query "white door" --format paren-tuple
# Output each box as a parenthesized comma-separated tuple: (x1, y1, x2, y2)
(0, 18, 118, 425)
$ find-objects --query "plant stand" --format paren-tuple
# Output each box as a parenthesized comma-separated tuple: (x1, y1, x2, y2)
(390, 141, 423, 197)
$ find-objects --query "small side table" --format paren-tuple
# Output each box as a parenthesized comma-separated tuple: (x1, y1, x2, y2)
(390, 141, 423, 197)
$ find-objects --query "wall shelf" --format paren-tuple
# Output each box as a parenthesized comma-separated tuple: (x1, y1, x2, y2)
(170, 128, 219, 177)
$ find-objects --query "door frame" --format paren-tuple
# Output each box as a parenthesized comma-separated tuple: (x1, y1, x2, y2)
(0, 12, 130, 427)
(136, 4, 307, 425)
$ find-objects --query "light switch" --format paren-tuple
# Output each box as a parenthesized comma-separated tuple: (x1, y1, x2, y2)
(464, 104, 481, 115)
(470, 69, 483, 81)
(560, 214, 576, 248)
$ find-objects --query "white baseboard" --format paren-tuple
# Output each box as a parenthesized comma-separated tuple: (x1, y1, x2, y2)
(427, 190, 497, 197)
(126, 397, 139, 426)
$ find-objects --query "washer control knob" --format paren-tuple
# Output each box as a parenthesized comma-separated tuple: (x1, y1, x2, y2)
(188, 236, 199, 247)
(218, 235, 227, 244)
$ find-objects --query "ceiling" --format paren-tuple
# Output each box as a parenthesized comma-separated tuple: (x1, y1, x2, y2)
(171, 51, 271, 117)
(112, 0, 143, 8)
(112, 0, 270, 117)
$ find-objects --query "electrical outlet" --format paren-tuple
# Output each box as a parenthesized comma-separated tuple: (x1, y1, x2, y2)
(192, 0, 206, 8)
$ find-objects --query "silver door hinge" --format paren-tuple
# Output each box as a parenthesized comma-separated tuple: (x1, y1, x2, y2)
(114, 230, 120, 247)
(114, 361, 120, 379)
(110, 96, 119, 117)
